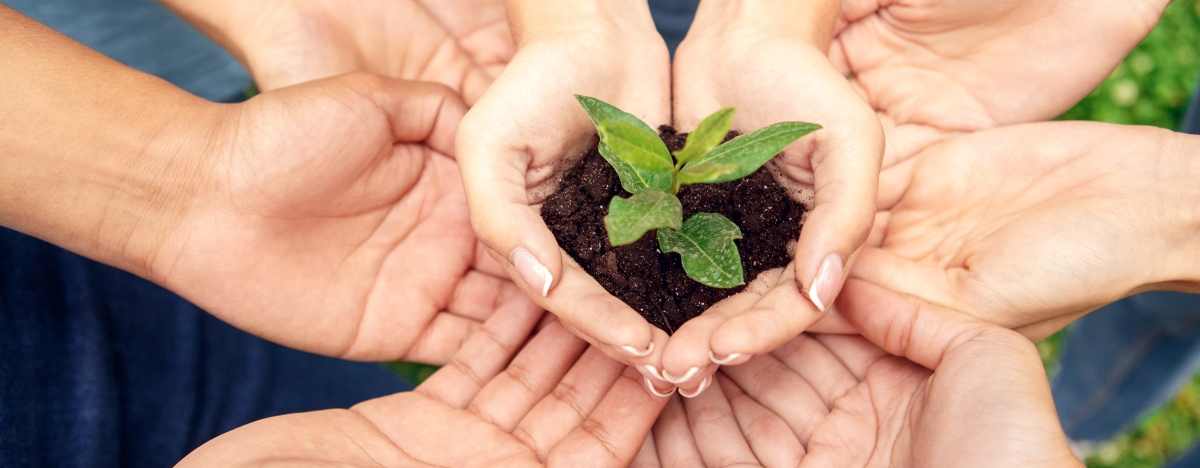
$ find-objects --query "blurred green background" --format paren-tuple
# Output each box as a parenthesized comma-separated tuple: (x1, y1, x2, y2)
(392, 1, 1200, 466)
(1041, 1, 1200, 467)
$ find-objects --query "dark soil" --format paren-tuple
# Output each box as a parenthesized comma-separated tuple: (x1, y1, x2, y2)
(540, 126, 806, 333)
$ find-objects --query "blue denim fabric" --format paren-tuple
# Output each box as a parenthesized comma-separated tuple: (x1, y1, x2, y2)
(1052, 77, 1200, 468)
(648, 0, 699, 55)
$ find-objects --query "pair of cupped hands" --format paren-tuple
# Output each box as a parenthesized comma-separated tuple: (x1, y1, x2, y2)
(150, 0, 1191, 465)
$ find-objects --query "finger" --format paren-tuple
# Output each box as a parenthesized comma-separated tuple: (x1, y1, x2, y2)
(792, 114, 883, 317)
(468, 321, 588, 431)
(401, 313, 481, 365)
(546, 367, 671, 468)
(770, 334, 861, 408)
(661, 292, 761, 389)
(654, 396, 703, 465)
(448, 269, 525, 322)
(356, 74, 466, 156)
(876, 154, 919, 211)
(710, 261, 824, 360)
(720, 353, 829, 445)
(809, 334, 885, 382)
(415, 298, 543, 407)
(680, 374, 759, 467)
(512, 346, 626, 459)
(847, 247, 963, 313)
(629, 433, 662, 468)
(718, 374, 806, 467)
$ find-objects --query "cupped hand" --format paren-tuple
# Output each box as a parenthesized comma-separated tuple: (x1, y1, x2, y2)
(663, 6, 884, 391)
(853, 121, 1200, 340)
(832, 0, 1167, 163)
(214, 0, 494, 100)
(176, 298, 670, 468)
(416, 0, 514, 76)
(149, 73, 529, 363)
(457, 10, 675, 383)
(646, 278, 1080, 468)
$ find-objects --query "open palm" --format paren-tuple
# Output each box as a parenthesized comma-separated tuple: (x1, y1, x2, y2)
(150, 74, 526, 363)
(833, 0, 1166, 163)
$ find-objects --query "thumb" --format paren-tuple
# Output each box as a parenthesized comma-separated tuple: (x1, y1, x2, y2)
(355, 74, 466, 156)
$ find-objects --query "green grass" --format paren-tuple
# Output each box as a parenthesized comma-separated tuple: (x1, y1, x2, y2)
(1042, 1, 1200, 466)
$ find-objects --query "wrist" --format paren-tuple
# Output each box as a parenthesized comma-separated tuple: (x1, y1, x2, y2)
(689, 0, 838, 49)
(1156, 131, 1200, 290)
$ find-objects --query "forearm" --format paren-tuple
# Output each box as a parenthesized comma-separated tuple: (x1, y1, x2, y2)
(0, 5, 222, 278)
(1156, 131, 1200, 291)
(503, 0, 657, 45)
(691, 0, 839, 48)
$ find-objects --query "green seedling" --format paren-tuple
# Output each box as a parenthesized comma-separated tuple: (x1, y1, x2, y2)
(574, 95, 820, 288)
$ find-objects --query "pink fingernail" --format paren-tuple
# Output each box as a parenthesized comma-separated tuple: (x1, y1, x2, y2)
(662, 366, 700, 385)
(808, 254, 844, 312)
(510, 247, 552, 297)
(644, 376, 676, 398)
(680, 375, 713, 399)
(709, 351, 744, 365)
(621, 343, 654, 357)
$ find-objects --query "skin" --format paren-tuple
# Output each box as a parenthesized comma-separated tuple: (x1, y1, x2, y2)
(852, 121, 1200, 340)
(831, 0, 1169, 164)
(457, 0, 676, 385)
(176, 303, 671, 467)
(157, 0, 501, 101)
(662, 0, 884, 395)
(639, 279, 1083, 468)
(0, 6, 530, 364)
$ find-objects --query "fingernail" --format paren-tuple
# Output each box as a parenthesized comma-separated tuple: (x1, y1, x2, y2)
(709, 351, 744, 365)
(662, 366, 700, 385)
(641, 365, 665, 381)
(807, 254, 844, 312)
(644, 376, 676, 398)
(680, 375, 713, 399)
(510, 247, 553, 297)
(621, 342, 654, 357)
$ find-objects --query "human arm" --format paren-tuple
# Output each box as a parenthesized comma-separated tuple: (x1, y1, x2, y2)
(661, 0, 884, 391)
(456, 0, 675, 383)
(154, 0, 493, 100)
(176, 300, 670, 467)
(853, 121, 1200, 340)
(0, 5, 529, 363)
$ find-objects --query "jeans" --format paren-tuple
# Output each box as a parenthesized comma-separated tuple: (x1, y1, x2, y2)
(1052, 78, 1200, 468)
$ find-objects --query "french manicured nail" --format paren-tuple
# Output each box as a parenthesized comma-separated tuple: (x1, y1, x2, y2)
(510, 247, 552, 297)
(680, 375, 713, 399)
(709, 351, 744, 365)
(662, 366, 700, 385)
(807, 254, 844, 312)
(644, 376, 676, 398)
(621, 342, 654, 357)
(641, 365, 665, 381)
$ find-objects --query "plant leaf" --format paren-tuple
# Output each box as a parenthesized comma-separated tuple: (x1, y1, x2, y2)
(674, 107, 735, 165)
(676, 163, 739, 185)
(679, 122, 821, 185)
(603, 189, 683, 246)
(574, 94, 672, 193)
(656, 213, 744, 288)
(598, 120, 674, 173)
(597, 143, 672, 193)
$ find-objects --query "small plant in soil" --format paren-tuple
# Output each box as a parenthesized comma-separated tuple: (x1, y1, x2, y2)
(574, 95, 820, 288)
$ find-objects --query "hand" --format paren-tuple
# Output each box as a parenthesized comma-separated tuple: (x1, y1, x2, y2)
(661, 0, 884, 391)
(162, 0, 494, 100)
(457, 1, 675, 380)
(852, 121, 1200, 340)
(832, 0, 1168, 163)
(416, 0, 515, 76)
(149, 73, 532, 363)
(647, 278, 1081, 468)
(176, 299, 670, 467)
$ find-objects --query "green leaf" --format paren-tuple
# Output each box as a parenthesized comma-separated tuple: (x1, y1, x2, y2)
(674, 107, 735, 165)
(603, 189, 683, 246)
(597, 143, 673, 193)
(656, 213, 744, 288)
(598, 120, 674, 173)
(679, 122, 821, 185)
(574, 94, 672, 193)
